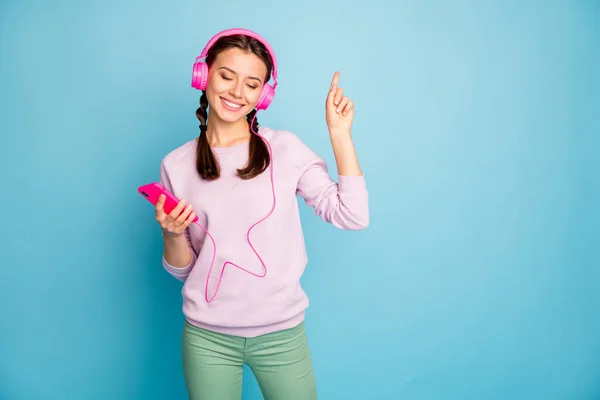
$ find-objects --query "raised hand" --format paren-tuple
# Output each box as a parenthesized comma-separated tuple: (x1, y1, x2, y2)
(155, 195, 196, 237)
(325, 71, 354, 134)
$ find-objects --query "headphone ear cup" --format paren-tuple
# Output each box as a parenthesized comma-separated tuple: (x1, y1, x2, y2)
(191, 62, 209, 90)
(256, 84, 275, 110)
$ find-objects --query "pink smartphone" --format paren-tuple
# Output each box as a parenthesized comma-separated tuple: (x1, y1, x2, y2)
(138, 182, 199, 222)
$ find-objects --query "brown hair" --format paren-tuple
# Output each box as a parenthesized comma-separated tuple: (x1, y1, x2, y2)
(195, 34, 273, 180)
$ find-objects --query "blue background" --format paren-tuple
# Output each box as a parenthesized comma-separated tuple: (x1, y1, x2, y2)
(1, 0, 599, 399)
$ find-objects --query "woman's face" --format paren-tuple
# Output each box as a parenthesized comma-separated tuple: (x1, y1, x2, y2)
(205, 47, 268, 123)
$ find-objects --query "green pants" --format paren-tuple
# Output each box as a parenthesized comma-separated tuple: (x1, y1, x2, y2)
(182, 320, 318, 399)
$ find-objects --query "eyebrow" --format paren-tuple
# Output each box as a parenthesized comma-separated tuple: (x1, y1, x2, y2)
(218, 66, 262, 83)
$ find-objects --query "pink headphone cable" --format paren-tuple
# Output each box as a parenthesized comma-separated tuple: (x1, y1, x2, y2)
(190, 111, 275, 303)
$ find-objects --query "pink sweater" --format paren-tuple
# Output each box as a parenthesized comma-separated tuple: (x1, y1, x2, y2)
(159, 126, 369, 337)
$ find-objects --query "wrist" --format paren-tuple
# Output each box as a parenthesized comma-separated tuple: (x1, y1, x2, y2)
(329, 128, 352, 140)
(162, 229, 184, 241)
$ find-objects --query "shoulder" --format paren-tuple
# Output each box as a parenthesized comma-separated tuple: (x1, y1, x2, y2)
(161, 138, 196, 170)
(258, 126, 299, 146)
(260, 126, 321, 169)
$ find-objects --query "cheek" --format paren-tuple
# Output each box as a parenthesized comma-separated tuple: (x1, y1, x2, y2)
(207, 78, 229, 96)
(246, 86, 263, 103)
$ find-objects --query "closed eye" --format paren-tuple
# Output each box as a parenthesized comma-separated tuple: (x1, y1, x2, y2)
(221, 74, 256, 89)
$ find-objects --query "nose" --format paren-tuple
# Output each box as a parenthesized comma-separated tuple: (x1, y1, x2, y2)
(229, 79, 244, 99)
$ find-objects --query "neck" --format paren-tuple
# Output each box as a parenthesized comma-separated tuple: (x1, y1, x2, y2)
(205, 112, 251, 148)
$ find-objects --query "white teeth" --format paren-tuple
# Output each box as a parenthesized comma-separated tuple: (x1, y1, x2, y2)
(222, 99, 242, 108)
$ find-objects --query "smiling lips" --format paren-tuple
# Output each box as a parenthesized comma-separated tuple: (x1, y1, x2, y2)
(221, 97, 245, 111)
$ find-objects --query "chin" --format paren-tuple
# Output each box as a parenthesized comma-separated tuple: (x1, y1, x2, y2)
(216, 111, 249, 124)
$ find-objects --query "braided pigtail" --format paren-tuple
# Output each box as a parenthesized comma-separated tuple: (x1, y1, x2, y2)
(195, 91, 220, 180)
(237, 109, 270, 179)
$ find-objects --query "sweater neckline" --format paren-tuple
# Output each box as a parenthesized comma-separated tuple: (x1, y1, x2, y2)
(194, 127, 266, 155)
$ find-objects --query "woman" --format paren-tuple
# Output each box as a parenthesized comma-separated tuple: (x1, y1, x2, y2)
(154, 28, 369, 399)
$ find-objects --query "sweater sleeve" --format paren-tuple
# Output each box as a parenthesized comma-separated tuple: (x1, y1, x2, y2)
(159, 159, 198, 281)
(288, 133, 369, 230)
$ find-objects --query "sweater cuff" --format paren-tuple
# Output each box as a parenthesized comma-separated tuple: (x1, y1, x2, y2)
(162, 250, 196, 281)
(338, 174, 367, 195)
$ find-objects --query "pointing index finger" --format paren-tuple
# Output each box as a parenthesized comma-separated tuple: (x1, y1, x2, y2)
(330, 71, 340, 89)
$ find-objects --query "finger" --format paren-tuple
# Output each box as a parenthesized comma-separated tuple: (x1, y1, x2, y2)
(167, 198, 187, 220)
(173, 204, 193, 226)
(330, 71, 340, 90)
(343, 100, 354, 116)
(155, 195, 168, 221)
(174, 211, 195, 234)
(155, 194, 165, 211)
(334, 87, 344, 106)
(183, 211, 196, 227)
(336, 96, 349, 113)
(327, 71, 340, 104)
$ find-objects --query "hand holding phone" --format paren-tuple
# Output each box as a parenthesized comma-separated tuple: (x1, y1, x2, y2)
(138, 182, 198, 236)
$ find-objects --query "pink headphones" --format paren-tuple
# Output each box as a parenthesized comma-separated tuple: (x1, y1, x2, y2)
(191, 28, 278, 110)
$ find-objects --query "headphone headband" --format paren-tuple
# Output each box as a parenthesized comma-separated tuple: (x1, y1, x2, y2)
(197, 28, 278, 86)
